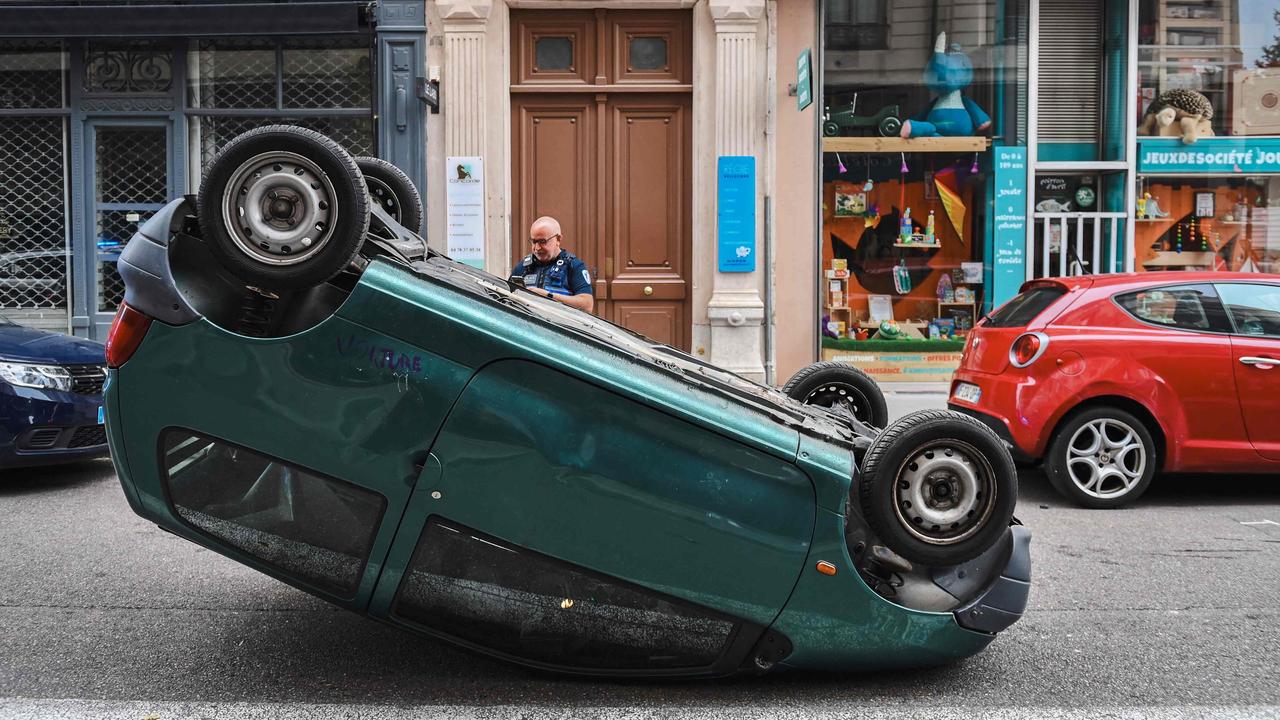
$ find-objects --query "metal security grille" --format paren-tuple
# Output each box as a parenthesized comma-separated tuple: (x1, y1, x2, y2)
(282, 38, 371, 109)
(191, 39, 277, 109)
(94, 126, 167, 312)
(187, 36, 374, 184)
(0, 117, 69, 327)
(0, 41, 69, 332)
(191, 115, 374, 167)
(0, 40, 66, 109)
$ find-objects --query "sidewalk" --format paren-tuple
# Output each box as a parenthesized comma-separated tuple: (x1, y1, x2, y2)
(879, 381, 950, 421)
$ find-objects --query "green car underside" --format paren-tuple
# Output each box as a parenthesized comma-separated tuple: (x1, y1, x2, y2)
(107, 257, 992, 673)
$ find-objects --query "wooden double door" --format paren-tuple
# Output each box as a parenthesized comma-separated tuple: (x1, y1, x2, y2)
(511, 9, 692, 349)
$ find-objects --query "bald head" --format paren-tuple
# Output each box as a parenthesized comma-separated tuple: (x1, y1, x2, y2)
(529, 216, 563, 261)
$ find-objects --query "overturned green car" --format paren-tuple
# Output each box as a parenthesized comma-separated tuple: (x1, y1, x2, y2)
(104, 126, 1029, 678)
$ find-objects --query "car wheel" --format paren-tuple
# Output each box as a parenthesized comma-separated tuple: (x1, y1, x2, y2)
(782, 361, 889, 428)
(1045, 407, 1156, 509)
(355, 156, 423, 231)
(196, 125, 369, 292)
(858, 410, 1017, 566)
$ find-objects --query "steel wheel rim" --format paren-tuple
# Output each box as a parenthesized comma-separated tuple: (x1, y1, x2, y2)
(221, 151, 337, 266)
(365, 175, 402, 223)
(803, 382, 873, 423)
(892, 439, 997, 545)
(1065, 418, 1147, 499)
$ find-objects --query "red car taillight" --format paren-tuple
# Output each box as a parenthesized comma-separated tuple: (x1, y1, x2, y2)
(106, 303, 153, 368)
(1009, 332, 1048, 368)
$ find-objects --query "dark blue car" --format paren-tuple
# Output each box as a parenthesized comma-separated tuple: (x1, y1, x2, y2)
(0, 313, 108, 469)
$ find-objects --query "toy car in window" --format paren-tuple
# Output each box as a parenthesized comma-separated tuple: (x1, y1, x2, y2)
(104, 126, 1029, 677)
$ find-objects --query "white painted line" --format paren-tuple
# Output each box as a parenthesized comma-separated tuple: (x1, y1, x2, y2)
(1241, 520, 1280, 526)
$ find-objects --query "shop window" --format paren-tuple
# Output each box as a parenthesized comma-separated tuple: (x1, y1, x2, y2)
(393, 518, 738, 671)
(818, 0, 1028, 382)
(1218, 283, 1280, 338)
(190, 39, 276, 110)
(825, 0, 889, 52)
(1115, 284, 1231, 332)
(160, 429, 385, 597)
(1133, 177, 1279, 274)
(629, 36, 668, 71)
(0, 40, 67, 109)
(282, 38, 371, 109)
(1137, 0, 1280, 137)
(535, 36, 574, 71)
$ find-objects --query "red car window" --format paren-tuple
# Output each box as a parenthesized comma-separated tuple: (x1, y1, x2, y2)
(1114, 284, 1232, 333)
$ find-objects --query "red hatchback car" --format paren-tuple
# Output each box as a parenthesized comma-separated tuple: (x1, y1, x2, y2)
(948, 272, 1280, 508)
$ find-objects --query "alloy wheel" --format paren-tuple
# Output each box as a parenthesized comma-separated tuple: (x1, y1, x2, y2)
(1065, 418, 1148, 500)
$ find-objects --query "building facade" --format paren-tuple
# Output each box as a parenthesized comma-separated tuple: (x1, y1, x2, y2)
(2, 0, 1276, 385)
(0, 0, 427, 340)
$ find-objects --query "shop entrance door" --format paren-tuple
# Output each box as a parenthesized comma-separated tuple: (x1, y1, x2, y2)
(82, 120, 173, 340)
(510, 10, 692, 349)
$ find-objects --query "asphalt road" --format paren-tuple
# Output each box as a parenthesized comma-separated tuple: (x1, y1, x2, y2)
(1, 455, 1278, 720)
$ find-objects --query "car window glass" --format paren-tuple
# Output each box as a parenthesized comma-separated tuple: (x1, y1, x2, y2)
(985, 285, 1066, 328)
(160, 429, 386, 597)
(1217, 283, 1280, 339)
(1115, 284, 1230, 332)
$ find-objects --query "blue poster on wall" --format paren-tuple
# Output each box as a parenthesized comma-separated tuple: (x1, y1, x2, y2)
(717, 156, 756, 273)
(991, 145, 1027, 309)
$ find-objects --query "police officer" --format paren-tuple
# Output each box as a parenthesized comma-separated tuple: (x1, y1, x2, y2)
(510, 216, 594, 312)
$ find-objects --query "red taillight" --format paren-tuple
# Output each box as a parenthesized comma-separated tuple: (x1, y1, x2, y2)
(1009, 332, 1047, 368)
(106, 303, 153, 368)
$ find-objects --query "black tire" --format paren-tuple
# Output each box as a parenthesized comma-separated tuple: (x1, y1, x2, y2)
(1045, 406, 1157, 509)
(197, 125, 369, 292)
(355, 156, 423, 231)
(858, 410, 1017, 566)
(782, 361, 889, 428)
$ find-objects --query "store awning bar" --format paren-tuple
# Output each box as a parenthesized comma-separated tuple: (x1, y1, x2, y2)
(0, 2, 373, 37)
(820, 136, 990, 153)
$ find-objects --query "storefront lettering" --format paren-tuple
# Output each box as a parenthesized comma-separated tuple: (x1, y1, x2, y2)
(1138, 138, 1280, 174)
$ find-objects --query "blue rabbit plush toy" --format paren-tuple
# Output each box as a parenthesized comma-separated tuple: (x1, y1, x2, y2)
(900, 32, 991, 139)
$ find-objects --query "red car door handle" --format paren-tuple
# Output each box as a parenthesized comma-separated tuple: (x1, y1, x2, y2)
(1240, 356, 1277, 369)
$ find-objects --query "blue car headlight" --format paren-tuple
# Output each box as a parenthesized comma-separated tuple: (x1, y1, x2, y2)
(0, 361, 74, 392)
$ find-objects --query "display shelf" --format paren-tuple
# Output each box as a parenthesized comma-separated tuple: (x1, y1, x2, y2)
(1135, 217, 1172, 222)
(894, 242, 941, 248)
(821, 136, 991, 153)
(1142, 251, 1216, 268)
(1217, 221, 1249, 225)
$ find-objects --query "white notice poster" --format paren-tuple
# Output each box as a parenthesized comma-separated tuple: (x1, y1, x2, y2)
(445, 156, 485, 267)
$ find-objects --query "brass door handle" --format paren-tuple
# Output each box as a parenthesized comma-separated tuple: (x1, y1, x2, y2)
(643, 286, 654, 296)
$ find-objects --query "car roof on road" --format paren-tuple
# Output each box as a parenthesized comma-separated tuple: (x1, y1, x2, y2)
(1026, 271, 1280, 293)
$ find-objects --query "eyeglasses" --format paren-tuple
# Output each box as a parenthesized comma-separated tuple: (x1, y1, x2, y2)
(530, 234, 560, 246)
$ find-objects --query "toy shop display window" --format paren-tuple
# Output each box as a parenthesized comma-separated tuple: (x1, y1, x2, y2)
(1137, 0, 1280, 139)
(1133, 175, 1280, 274)
(820, 151, 987, 345)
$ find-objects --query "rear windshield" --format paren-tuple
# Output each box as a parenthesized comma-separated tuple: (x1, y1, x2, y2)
(984, 285, 1067, 328)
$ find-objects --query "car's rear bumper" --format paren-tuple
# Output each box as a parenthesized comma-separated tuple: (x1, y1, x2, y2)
(952, 524, 1031, 634)
(0, 385, 108, 468)
(947, 369, 1045, 460)
(947, 403, 1036, 464)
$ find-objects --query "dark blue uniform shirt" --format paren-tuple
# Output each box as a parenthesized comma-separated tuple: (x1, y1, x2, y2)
(510, 250, 593, 297)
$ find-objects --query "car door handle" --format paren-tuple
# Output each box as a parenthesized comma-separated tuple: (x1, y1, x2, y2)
(1240, 356, 1277, 369)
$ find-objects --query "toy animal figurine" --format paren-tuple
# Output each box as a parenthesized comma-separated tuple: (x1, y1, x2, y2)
(1144, 194, 1170, 218)
(900, 33, 991, 139)
(1137, 89, 1215, 144)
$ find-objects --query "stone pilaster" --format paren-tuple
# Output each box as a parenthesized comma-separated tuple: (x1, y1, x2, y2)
(706, 0, 767, 382)
(436, 0, 492, 157)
